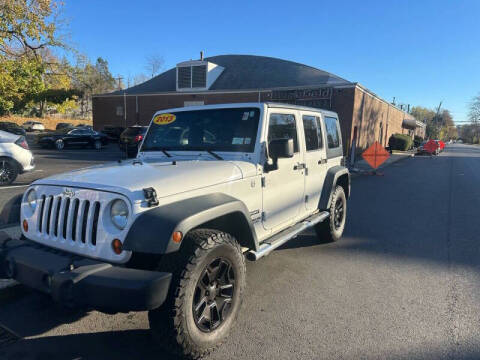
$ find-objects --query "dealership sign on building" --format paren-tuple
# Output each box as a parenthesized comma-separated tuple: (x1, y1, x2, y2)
(271, 87, 333, 109)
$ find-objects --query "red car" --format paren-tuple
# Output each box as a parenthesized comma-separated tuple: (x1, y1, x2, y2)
(436, 140, 445, 153)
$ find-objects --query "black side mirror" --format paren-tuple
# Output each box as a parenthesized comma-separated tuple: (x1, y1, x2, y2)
(269, 138, 294, 159)
(264, 138, 294, 172)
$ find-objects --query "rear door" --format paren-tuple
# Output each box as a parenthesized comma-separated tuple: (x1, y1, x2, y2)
(301, 112, 328, 211)
(262, 110, 305, 230)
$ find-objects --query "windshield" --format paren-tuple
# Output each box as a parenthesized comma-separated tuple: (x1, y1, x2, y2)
(141, 107, 260, 153)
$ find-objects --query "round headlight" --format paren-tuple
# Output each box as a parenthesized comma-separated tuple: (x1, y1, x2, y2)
(110, 199, 129, 230)
(26, 189, 37, 211)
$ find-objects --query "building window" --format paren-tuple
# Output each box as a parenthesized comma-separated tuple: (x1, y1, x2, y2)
(116, 106, 123, 116)
(268, 113, 299, 152)
(177, 65, 207, 89)
(302, 115, 323, 151)
(324, 116, 340, 148)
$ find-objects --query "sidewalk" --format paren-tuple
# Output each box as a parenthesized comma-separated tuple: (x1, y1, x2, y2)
(350, 150, 415, 175)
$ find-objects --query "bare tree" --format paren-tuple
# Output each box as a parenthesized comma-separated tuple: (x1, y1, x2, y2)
(145, 54, 164, 78)
(468, 94, 480, 142)
(134, 73, 149, 85)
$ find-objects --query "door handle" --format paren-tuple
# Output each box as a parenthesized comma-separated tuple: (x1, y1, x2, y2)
(294, 162, 306, 170)
(318, 158, 327, 165)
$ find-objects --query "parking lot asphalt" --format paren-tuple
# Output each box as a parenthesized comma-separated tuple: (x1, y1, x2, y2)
(0, 138, 126, 227)
(1, 144, 480, 360)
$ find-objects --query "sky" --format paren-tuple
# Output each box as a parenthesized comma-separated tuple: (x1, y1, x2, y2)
(61, 0, 480, 123)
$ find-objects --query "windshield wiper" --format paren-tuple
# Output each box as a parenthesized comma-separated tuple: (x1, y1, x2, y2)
(142, 146, 171, 157)
(161, 149, 171, 157)
(206, 150, 223, 160)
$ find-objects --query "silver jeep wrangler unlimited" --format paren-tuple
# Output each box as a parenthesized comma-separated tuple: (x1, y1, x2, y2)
(0, 103, 349, 358)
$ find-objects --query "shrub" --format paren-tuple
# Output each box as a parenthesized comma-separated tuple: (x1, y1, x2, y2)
(413, 135, 423, 148)
(388, 133, 413, 151)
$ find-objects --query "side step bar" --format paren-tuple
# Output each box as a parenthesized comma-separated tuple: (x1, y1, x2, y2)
(247, 211, 329, 261)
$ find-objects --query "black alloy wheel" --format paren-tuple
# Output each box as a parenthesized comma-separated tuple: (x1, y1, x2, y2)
(333, 198, 344, 230)
(193, 257, 235, 332)
(0, 159, 18, 185)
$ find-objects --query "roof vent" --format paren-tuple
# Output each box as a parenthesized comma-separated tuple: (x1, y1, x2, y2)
(176, 60, 224, 91)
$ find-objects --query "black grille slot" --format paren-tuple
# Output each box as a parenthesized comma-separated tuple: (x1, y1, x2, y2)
(92, 202, 100, 246)
(71, 199, 79, 241)
(54, 197, 62, 237)
(63, 198, 70, 239)
(81, 201, 90, 243)
(45, 196, 53, 235)
(38, 195, 46, 232)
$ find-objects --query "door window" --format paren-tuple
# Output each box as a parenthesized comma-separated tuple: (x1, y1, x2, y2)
(324, 117, 340, 148)
(268, 113, 298, 152)
(302, 115, 323, 151)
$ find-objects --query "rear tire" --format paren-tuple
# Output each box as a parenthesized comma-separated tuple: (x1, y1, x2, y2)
(93, 140, 102, 150)
(315, 185, 347, 242)
(148, 229, 246, 359)
(0, 158, 18, 185)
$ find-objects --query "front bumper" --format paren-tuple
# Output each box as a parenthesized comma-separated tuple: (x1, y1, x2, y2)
(0, 233, 171, 312)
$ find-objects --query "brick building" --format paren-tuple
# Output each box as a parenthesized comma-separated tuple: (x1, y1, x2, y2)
(92, 54, 425, 158)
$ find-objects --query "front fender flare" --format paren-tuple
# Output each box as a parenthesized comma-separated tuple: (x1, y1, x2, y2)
(123, 193, 259, 254)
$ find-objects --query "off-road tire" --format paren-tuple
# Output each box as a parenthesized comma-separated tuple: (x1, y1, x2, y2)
(315, 185, 347, 242)
(148, 229, 246, 359)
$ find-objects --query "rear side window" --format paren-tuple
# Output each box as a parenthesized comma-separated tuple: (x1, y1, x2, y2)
(302, 115, 323, 151)
(324, 117, 340, 148)
(268, 113, 299, 152)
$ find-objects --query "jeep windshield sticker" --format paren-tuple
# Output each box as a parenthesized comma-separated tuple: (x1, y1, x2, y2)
(242, 112, 249, 120)
(232, 137, 244, 145)
(153, 113, 176, 125)
(244, 137, 251, 145)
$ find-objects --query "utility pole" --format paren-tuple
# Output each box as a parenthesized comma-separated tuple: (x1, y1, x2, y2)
(115, 76, 124, 90)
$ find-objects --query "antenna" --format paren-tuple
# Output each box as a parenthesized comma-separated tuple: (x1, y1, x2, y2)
(200, 51, 204, 61)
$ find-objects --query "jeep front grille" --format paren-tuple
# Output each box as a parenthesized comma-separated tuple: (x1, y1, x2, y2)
(37, 194, 101, 246)
(23, 185, 132, 263)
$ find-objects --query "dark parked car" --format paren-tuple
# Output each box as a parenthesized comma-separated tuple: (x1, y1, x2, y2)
(56, 122, 74, 130)
(103, 125, 125, 141)
(119, 125, 148, 157)
(37, 127, 108, 150)
(0, 122, 26, 136)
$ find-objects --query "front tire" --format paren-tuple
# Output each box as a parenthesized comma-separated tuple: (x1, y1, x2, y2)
(55, 139, 65, 150)
(93, 140, 102, 150)
(149, 229, 246, 359)
(0, 158, 18, 185)
(315, 185, 347, 242)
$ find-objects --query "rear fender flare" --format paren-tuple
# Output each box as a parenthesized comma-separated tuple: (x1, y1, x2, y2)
(318, 166, 350, 210)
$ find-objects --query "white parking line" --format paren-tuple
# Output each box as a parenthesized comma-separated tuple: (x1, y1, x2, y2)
(0, 185, 29, 190)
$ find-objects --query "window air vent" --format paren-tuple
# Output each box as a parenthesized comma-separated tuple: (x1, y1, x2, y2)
(177, 67, 192, 89)
(192, 65, 207, 88)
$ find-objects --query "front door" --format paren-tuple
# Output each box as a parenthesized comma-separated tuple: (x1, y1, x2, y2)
(262, 111, 305, 230)
(301, 113, 328, 211)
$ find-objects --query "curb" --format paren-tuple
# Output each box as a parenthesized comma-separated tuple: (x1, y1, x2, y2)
(350, 153, 414, 178)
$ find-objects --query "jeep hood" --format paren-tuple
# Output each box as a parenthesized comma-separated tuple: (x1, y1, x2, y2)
(34, 160, 250, 199)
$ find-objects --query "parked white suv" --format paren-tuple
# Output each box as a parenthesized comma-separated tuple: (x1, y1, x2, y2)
(22, 121, 45, 132)
(0, 130, 35, 185)
(0, 103, 349, 358)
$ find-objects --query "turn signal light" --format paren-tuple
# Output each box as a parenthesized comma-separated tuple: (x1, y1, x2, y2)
(22, 219, 28, 232)
(111, 239, 123, 254)
(172, 231, 183, 243)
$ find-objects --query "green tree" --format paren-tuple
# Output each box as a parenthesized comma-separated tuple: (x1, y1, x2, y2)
(0, 0, 63, 58)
